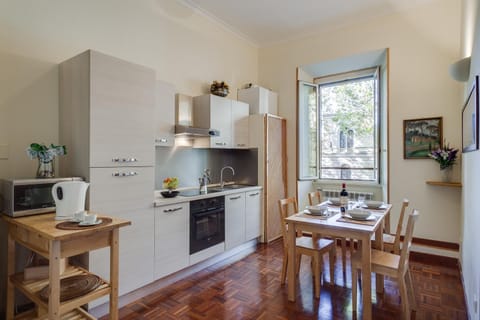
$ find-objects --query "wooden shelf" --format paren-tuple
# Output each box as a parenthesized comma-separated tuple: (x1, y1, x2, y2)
(425, 181, 462, 188)
(15, 307, 96, 320)
(10, 265, 109, 317)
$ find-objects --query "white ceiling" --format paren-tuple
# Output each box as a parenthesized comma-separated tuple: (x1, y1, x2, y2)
(181, 0, 437, 46)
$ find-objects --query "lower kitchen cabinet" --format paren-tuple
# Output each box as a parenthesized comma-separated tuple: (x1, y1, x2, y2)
(225, 192, 246, 250)
(89, 206, 154, 306)
(245, 190, 262, 240)
(154, 202, 189, 280)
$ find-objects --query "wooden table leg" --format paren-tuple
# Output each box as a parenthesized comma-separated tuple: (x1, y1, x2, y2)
(6, 230, 15, 320)
(109, 228, 119, 319)
(287, 221, 296, 302)
(48, 240, 61, 320)
(375, 221, 385, 293)
(361, 235, 372, 320)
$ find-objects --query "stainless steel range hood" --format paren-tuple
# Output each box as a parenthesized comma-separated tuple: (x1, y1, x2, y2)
(175, 93, 220, 137)
(174, 125, 219, 137)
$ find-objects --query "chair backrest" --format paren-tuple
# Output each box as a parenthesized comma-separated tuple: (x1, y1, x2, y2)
(398, 209, 419, 274)
(278, 197, 299, 244)
(393, 199, 409, 252)
(307, 191, 322, 206)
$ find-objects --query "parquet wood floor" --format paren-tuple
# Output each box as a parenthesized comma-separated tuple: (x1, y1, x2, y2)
(101, 240, 467, 319)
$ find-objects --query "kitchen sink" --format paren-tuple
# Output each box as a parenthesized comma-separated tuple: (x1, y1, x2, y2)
(209, 184, 254, 192)
(222, 184, 254, 189)
(179, 188, 223, 197)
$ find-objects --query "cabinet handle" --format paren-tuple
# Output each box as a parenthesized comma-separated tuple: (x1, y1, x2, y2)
(249, 192, 259, 197)
(215, 142, 227, 146)
(229, 196, 242, 200)
(156, 138, 168, 143)
(163, 207, 183, 213)
(112, 171, 138, 177)
(112, 157, 138, 163)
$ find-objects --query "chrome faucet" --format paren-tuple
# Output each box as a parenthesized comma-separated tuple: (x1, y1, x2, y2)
(199, 169, 211, 193)
(220, 166, 235, 189)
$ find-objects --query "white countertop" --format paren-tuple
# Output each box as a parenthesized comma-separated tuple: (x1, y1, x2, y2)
(153, 185, 262, 207)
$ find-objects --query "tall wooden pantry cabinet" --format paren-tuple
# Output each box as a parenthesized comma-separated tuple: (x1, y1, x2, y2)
(249, 114, 287, 242)
(59, 50, 155, 305)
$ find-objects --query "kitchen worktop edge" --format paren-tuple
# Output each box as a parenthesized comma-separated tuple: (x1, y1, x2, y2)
(153, 186, 262, 207)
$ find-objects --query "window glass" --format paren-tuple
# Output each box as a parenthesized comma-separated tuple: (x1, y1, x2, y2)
(318, 75, 378, 181)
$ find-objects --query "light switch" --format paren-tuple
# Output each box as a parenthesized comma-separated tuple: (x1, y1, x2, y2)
(0, 144, 9, 159)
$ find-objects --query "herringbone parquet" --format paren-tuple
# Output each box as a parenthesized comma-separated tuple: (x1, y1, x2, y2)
(101, 240, 467, 319)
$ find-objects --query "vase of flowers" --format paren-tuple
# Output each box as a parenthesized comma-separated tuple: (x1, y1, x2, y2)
(428, 141, 459, 182)
(161, 177, 179, 198)
(27, 143, 67, 178)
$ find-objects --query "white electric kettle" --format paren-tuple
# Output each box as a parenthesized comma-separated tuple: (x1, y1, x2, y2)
(52, 181, 89, 220)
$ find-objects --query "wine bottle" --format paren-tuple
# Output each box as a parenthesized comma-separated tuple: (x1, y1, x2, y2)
(340, 183, 348, 214)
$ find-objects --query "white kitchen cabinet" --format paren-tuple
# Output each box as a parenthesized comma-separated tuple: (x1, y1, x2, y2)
(238, 86, 278, 115)
(59, 50, 156, 302)
(155, 80, 176, 147)
(193, 94, 249, 149)
(154, 202, 189, 280)
(89, 207, 154, 299)
(225, 192, 246, 250)
(193, 94, 231, 148)
(231, 100, 249, 148)
(245, 189, 262, 241)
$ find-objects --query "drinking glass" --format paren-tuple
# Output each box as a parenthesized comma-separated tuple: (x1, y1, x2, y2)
(357, 195, 366, 208)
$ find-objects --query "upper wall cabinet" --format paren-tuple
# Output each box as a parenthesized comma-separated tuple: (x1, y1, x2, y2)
(59, 50, 155, 168)
(238, 86, 278, 115)
(193, 94, 249, 149)
(155, 80, 175, 147)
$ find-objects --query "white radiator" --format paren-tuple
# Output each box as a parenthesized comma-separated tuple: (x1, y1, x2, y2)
(320, 189, 373, 201)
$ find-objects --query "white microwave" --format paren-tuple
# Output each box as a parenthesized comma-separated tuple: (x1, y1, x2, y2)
(0, 177, 83, 217)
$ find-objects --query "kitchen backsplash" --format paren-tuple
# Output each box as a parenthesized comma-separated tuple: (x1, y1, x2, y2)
(155, 147, 258, 190)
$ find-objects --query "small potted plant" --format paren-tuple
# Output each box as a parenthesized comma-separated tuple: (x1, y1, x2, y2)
(26, 143, 67, 178)
(210, 81, 230, 97)
(428, 141, 459, 182)
(161, 177, 179, 198)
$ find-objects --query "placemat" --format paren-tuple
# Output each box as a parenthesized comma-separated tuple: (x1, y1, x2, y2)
(336, 215, 378, 226)
(56, 217, 112, 230)
(298, 211, 337, 220)
(39, 274, 102, 302)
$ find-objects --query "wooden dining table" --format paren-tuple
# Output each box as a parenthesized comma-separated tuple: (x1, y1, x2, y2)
(284, 202, 392, 320)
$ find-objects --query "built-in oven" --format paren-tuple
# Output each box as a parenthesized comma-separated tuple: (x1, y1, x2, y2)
(190, 195, 225, 255)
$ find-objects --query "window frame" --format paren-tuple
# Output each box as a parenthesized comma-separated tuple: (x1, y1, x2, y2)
(298, 67, 382, 184)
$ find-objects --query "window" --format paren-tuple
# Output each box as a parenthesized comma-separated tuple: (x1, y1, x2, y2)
(298, 67, 380, 182)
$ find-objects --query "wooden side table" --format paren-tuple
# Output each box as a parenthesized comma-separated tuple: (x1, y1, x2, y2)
(3, 213, 130, 320)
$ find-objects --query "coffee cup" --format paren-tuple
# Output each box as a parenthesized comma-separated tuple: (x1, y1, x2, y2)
(84, 213, 97, 224)
(74, 211, 86, 222)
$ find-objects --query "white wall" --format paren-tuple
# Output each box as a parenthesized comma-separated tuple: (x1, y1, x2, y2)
(259, 0, 463, 245)
(460, 0, 480, 318)
(0, 0, 258, 179)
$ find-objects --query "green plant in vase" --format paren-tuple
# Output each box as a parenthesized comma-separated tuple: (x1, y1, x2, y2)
(26, 143, 67, 178)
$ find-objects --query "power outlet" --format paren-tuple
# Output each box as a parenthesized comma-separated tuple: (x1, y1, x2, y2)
(0, 144, 8, 159)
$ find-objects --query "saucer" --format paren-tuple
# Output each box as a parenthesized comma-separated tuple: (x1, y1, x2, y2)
(78, 219, 103, 226)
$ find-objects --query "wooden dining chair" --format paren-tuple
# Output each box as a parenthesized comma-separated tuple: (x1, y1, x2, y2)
(278, 197, 336, 298)
(308, 190, 349, 272)
(383, 199, 409, 254)
(352, 209, 419, 319)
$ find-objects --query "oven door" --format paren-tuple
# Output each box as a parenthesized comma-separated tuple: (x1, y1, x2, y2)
(190, 208, 225, 254)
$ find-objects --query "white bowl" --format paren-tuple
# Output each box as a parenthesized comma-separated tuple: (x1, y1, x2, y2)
(328, 197, 341, 206)
(347, 209, 371, 219)
(363, 200, 384, 209)
(306, 205, 328, 215)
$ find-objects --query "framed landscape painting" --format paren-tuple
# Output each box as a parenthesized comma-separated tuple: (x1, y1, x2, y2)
(403, 117, 443, 159)
(462, 75, 479, 153)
